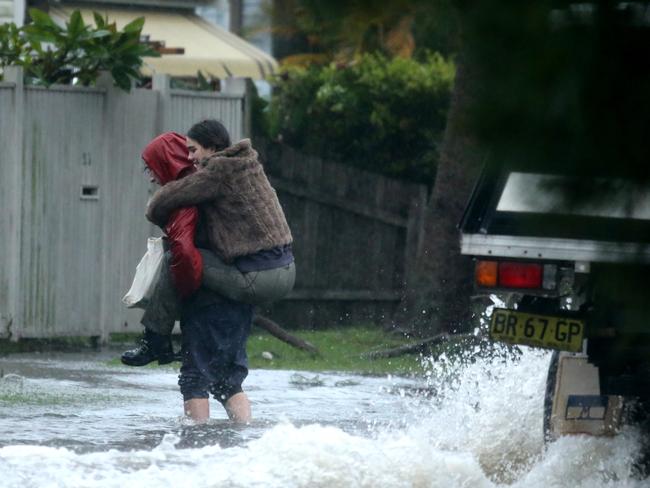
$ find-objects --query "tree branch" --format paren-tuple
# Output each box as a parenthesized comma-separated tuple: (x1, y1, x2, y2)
(252, 315, 319, 355)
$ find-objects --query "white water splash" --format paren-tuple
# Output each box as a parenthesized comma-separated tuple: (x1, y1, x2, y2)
(0, 350, 646, 488)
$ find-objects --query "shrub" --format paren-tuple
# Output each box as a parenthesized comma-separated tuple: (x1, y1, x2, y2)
(266, 53, 454, 183)
(0, 9, 157, 90)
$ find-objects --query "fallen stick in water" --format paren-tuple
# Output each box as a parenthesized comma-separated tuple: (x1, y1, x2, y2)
(253, 315, 319, 355)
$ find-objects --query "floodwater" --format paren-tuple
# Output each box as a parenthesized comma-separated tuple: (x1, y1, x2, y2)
(0, 347, 647, 488)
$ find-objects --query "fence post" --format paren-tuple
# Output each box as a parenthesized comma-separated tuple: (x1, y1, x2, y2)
(222, 77, 249, 138)
(3, 66, 24, 341)
(403, 186, 429, 287)
(153, 73, 171, 134)
(94, 71, 115, 343)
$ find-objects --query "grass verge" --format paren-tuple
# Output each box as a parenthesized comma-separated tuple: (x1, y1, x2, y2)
(105, 326, 426, 376)
(247, 326, 424, 375)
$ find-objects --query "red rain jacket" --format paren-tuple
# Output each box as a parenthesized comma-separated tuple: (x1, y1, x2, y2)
(142, 132, 202, 298)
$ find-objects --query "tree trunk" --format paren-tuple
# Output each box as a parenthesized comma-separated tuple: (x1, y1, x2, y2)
(394, 49, 484, 336)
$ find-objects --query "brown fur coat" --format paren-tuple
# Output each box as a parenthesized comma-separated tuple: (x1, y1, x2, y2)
(146, 139, 292, 262)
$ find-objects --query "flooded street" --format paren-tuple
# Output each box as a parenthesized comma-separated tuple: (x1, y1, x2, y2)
(0, 348, 647, 487)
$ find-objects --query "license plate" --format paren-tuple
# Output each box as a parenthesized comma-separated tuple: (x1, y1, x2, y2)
(489, 308, 584, 352)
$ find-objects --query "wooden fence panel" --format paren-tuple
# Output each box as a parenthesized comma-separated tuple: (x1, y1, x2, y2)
(0, 83, 17, 338)
(257, 140, 428, 328)
(168, 91, 244, 141)
(18, 86, 105, 337)
(95, 83, 161, 338)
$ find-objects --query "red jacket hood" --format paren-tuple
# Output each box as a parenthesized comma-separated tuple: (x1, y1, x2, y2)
(142, 132, 194, 185)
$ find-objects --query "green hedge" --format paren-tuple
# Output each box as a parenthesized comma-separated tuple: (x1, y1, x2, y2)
(265, 53, 454, 184)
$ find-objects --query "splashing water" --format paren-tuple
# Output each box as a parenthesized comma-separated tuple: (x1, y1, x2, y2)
(0, 348, 646, 488)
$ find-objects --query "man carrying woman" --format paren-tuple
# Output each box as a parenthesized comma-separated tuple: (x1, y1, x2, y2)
(122, 119, 295, 423)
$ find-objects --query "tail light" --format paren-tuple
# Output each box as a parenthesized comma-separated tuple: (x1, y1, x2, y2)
(476, 260, 497, 287)
(476, 260, 546, 289)
(498, 262, 542, 288)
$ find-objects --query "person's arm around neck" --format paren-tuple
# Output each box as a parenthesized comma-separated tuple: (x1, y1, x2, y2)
(146, 170, 219, 227)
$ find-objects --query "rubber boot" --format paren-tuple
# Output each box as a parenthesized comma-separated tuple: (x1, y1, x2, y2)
(120, 328, 177, 366)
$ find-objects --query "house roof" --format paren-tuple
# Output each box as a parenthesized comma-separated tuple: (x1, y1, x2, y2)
(50, 6, 278, 80)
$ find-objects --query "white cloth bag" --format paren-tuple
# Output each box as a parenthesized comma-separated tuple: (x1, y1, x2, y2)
(122, 237, 164, 308)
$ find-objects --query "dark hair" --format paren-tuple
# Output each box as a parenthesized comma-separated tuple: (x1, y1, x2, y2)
(187, 119, 231, 152)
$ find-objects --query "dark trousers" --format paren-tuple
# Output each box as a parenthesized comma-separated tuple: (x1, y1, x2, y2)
(177, 293, 253, 404)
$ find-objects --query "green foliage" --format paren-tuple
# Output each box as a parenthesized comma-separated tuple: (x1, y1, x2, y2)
(0, 22, 26, 68)
(0, 8, 158, 90)
(170, 70, 220, 91)
(270, 0, 459, 64)
(266, 52, 454, 183)
(410, 0, 459, 59)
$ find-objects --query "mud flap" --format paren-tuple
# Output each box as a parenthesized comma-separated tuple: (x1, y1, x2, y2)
(545, 351, 624, 441)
